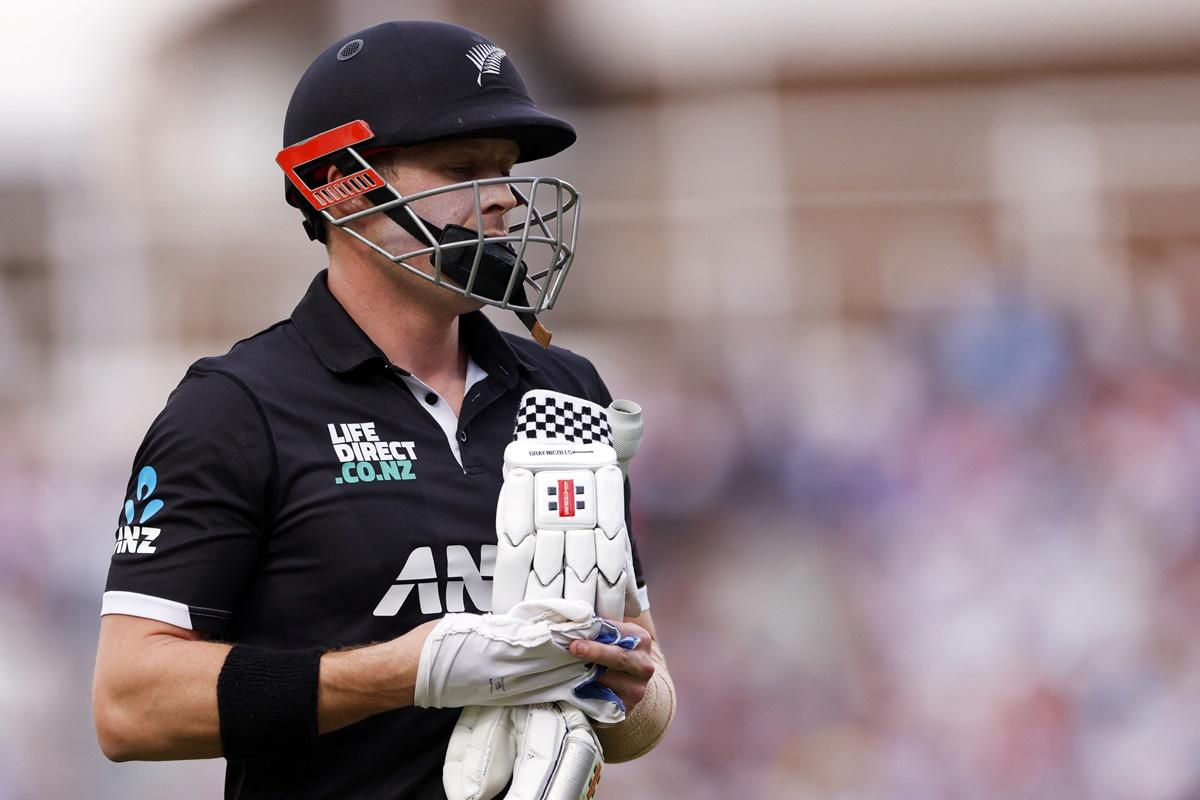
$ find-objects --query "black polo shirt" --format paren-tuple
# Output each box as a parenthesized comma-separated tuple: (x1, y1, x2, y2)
(102, 270, 648, 800)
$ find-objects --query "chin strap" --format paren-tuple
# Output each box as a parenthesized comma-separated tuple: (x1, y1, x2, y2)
(329, 153, 553, 347)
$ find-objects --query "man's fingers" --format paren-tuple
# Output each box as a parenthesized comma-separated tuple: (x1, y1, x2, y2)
(568, 639, 655, 682)
(595, 671, 647, 710)
(568, 619, 651, 675)
(610, 620, 651, 645)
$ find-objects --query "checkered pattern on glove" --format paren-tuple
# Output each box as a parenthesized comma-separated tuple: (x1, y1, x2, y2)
(513, 391, 613, 447)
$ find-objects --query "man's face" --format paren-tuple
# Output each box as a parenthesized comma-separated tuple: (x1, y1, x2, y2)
(362, 137, 520, 250)
(328, 137, 522, 312)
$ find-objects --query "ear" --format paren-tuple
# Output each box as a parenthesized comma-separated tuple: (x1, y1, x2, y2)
(320, 163, 374, 221)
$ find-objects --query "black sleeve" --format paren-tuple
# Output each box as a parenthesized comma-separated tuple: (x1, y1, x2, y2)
(102, 368, 274, 634)
(582, 360, 650, 610)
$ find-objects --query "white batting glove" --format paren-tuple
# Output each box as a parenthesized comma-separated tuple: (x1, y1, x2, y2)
(415, 598, 625, 722)
(444, 391, 646, 800)
(493, 391, 642, 621)
(444, 703, 603, 800)
(444, 706, 519, 800)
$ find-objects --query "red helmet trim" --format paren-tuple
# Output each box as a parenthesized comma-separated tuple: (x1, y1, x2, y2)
(276, 120, 385, 210)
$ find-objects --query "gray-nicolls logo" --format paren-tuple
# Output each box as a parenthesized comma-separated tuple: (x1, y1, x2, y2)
(465, 43, 506, 86)
(373, 545, 496, 616)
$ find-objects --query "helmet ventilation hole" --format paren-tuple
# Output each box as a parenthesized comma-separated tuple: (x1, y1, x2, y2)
(336, 39, 363, 61)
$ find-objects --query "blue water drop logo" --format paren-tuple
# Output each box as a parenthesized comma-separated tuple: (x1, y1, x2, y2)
(126, 465, 164, 525)
(137, 466, 157, 500)
(140, 499, 164, 524)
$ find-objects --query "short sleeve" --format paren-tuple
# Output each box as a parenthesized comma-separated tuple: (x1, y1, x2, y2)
(582, 360, 650, 613)
(102, 368, 274, 634)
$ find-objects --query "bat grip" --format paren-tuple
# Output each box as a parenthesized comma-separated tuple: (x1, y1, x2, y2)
(607, 399, 643, 477)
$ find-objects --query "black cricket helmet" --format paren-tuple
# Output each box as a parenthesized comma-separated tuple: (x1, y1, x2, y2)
(277, 21, 581, 346)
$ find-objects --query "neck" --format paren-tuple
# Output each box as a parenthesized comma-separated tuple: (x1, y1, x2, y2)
(326, 259, 467, 385)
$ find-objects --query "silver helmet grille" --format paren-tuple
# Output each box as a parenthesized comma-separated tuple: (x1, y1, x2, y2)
(324, 146, 581, 314)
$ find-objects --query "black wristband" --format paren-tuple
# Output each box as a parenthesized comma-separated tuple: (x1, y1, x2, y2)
(217, 645, 325, 760)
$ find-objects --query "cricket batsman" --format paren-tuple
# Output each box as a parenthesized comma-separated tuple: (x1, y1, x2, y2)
(92, 20, 675, 799)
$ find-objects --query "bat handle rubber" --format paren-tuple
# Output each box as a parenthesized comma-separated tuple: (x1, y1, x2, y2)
(607, 399, 643, 477)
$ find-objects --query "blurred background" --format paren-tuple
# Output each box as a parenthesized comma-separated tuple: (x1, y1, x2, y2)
(3, 0, 1200, 797)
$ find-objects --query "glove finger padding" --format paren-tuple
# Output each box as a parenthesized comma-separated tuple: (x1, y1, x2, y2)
(494, 390, 643, 621)
(508, 703, 604, 800)
(416, 598, 627, 722)
(445, 703, 604, 800)
(592, 463, 631, 621)
(444, 706, 518, 800)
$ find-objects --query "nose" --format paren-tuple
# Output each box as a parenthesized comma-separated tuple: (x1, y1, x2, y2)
(480, 180, 519, 235)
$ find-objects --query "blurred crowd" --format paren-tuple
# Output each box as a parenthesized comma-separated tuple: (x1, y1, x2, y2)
(602, 290, 1200, 799)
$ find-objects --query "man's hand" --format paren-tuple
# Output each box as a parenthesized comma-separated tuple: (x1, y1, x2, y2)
(568, 620, 656, 716)
(414, 598, 627, 722)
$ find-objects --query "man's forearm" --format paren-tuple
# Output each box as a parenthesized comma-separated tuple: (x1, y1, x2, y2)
(94, 625, 232, 761)
(318, 624, 427, 734)
(94, 615, 430, 761)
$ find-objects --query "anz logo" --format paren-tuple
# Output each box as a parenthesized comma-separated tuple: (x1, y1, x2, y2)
(114, 466, 164, 555)
(373, 545, 496, 616)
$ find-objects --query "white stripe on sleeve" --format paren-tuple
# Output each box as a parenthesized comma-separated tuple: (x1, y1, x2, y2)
(101, 590, 193, 630)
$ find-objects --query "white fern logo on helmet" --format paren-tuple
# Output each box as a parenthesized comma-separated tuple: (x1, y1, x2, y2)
(465, 44, 506, 86)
